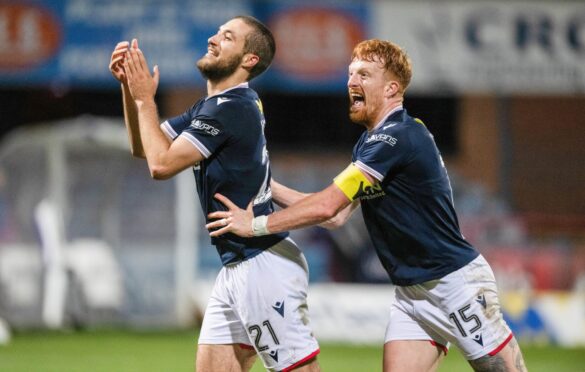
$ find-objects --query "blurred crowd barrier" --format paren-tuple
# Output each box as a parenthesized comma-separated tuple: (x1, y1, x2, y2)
(0, 118, 583, 346)
(0, 118, 195, 329)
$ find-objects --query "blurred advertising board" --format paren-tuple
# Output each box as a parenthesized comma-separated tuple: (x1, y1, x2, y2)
(372, 1, 585, 94)
(252, 1, 367, 92)
(193, 281, 585, 346)
(310, 286, 585, 346)
(0, 0, 367, 92)
(1, 1, 584, 94)
(0, 0, 251, 89)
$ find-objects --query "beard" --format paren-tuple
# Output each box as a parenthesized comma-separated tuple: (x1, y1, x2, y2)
(349, 104, 369, 127)
(197, 51, 243, 82)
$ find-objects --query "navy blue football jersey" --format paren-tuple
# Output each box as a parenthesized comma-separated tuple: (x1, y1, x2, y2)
(161, 83, 288, 265)
(352, 107, 478, 285)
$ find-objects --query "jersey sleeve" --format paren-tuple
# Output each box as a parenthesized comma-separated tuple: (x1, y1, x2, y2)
(354, 128, 411, 182)
(160, 111, 191, 140)
(179, 99, 239, 158)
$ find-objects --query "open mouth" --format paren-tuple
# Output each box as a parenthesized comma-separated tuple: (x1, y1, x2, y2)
(350, 92, 365, 108)
(206, 47, 219, 57)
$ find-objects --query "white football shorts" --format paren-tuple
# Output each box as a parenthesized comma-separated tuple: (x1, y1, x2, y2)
(385, 254, 513, 360)
(199, 238, 320, 371)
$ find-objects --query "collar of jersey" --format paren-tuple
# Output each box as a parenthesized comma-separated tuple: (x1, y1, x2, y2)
(370, 105, 404, 132)
(205, 82, 249, 101)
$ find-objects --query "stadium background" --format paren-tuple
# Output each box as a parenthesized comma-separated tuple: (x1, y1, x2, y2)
(0, 0, 584, 370)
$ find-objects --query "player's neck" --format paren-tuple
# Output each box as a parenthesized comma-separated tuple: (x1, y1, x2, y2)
(367, 100, 404, 131)
(206, 72, 250, 96)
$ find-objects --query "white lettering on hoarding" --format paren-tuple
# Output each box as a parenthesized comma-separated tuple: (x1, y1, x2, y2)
(372, 2, 585, 94)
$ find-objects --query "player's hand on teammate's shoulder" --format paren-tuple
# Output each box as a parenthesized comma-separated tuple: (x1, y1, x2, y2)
(206, 194, 255, 238)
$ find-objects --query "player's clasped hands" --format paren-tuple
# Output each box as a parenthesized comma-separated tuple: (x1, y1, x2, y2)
(108, 38, 159, 104)
(206, 194, 255, 238)
(123, 40, 159, 104)
(108, 40, 131, 82)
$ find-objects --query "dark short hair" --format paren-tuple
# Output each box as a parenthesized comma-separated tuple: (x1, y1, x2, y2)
(234, 15, 276, 80)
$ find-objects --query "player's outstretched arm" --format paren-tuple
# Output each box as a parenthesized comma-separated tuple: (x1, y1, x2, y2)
(207, 183, 352, 238)
(270, 178, 360, 230)
(270, 178, 309, 208)
(207, 163, 375, 236)
(318, 199, 360, 230)
(109, 39, 145, 158)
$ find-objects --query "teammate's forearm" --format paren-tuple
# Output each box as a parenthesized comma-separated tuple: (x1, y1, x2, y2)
(270, 179, 356, 229)
(271, 179, 310, 208)
(266, 184, 350, 233)
(318, 200, 360, 229)
(122, 83, 145, 158)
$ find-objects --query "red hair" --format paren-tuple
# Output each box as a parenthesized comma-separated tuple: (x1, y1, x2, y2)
(351, 39, 412, 92)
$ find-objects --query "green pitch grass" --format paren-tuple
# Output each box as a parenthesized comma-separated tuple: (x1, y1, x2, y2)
(0, 330, 583, 371)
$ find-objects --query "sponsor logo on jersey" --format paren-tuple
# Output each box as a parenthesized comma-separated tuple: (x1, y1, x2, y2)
(476, 294, 487, 309)
(272, 300, 285, 317)
(366, 133, 398, 147)
(190, 119, 220, 136)
(268, 350, 279, 362)
(216, 97, 231, 105)
(473, 333, 483, 346)
(352, 181, 385, 200)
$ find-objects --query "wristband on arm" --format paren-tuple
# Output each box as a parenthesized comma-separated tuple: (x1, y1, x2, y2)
(333, 163, 374, 201)
(252, 215, 270, 236)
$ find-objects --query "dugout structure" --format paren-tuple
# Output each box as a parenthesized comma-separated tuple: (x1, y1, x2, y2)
(0, 116, 201, 329)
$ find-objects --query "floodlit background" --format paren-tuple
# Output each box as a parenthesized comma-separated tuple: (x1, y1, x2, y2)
(0, 0, 584, 370)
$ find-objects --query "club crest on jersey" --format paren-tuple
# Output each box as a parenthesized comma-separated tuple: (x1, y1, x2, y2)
(255, 98, 264, 114)
(190, 119, 220, 136)
(366, 133, 398, 147)
(352, 181, 385, 200)
(254, 186, 272, 206)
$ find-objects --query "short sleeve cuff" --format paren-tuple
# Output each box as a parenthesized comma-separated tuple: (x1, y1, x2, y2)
(355, 160, 384, 182)
(160, 121, 178, 140)
(181, 132, 212, 158)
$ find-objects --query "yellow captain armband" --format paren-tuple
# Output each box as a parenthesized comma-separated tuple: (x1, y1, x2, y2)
(333, 164, 373, 201)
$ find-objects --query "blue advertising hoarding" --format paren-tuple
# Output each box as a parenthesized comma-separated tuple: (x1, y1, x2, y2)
(253, 1, 368, 92)
(0, 0, 369, 93)
(2, 1, 584, 94)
